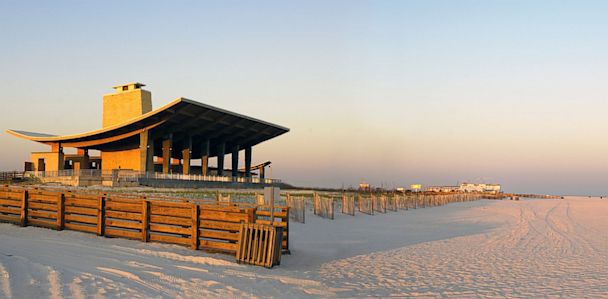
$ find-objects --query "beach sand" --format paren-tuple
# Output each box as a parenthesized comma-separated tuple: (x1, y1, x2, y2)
(0, 197, 606, 298)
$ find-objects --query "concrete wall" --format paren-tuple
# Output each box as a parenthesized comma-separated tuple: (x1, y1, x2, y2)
(30, 152, 63, 172)
(40, 176, 103, 187)
(102, 88, 152, 128)
(101, 149, 142, 171)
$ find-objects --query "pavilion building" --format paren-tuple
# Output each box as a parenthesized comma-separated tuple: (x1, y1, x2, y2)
(7, 83, 289, 186)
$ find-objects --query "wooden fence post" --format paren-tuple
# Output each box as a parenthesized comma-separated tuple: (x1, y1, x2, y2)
(142, 200, 150, 242)
(283, 206, 290, 253)
(191, 204, 199, 250)
(269, 189, 275, 224)
(20, 189, 28, 227)
(246, 208, 256, 223)
(56, 193, 65, 230)
(97, 196, 105, 236)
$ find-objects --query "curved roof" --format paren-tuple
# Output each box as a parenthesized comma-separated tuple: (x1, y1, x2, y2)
(7, 98, 289, 157)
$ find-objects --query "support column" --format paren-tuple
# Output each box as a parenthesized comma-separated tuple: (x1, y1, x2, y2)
(260, 166, 265, 179)
(162, 134, 173, 174)
(182, 136, 192, 175)
(231, 145, 239, 178)
(140, 131, 154, 174)
(80, 149, 90, 170)
(245, 146, 252, 178)
(216, 142, 225, 176)
(201, 139, 210, 176)
(51, 143, 65, 171)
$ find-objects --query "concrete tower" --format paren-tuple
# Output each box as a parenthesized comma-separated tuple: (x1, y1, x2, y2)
(102, 82, 152, 128)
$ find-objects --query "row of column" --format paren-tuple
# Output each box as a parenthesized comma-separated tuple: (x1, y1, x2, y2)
(140, 131, 253, 177)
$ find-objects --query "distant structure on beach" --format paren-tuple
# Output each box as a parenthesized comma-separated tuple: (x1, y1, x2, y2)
(359, 182, 371, 192)
(426, 185, 460, 193)
(459, 183, 501, 193)
(410, 184, 422, 192)
(427, 183, 501, 194)
(6, 82, 289, 187)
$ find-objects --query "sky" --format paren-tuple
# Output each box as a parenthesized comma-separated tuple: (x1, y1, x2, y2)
(1, 1, 607, 195)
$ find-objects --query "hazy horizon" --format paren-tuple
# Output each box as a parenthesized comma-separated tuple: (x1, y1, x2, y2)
(1, 1, 607, 195)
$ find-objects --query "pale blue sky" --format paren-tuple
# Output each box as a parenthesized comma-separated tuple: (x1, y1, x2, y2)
(1, 1, 607, 195)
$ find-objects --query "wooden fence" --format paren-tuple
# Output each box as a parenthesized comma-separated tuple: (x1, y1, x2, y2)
(0, 186, 292, 257)
(372, 195, 386, 213)
(286, 195, 305, 224)
(341, 195, 355, 216)
(358, 195, 373, 215)
(313, 193, 334, 220)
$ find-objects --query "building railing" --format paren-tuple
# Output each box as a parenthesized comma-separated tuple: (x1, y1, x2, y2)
(26, 170, 281, 185)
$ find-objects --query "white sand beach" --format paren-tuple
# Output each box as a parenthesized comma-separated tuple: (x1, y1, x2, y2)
(0, 197, 606, 298)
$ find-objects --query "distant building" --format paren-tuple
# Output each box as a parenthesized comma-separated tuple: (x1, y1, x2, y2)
(426, 186, 459, 193)
(410, 184, 422, 192)
(426, 183, 502, 194)
(359, 182, 371, 192)
(459, 183, 501, 194)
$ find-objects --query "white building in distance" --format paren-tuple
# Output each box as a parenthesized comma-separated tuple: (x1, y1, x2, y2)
(459, 183, 501, 194)
(426, 186, 459, 193)
(426, 183, 501, 194)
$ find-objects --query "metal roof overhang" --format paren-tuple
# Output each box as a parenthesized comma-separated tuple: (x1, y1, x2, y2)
(7, 98, 289, 159)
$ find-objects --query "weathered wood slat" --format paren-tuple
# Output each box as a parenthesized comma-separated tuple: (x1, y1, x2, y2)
(28, 190, 60, 197)
(64, 222, 97, 234)
(65, 214, 97, 224)
(0, 206, 20, 215)
(149, 234, 190, 246)
(105, 228, 141, 239)
(0, 214, 20, 223)
(200, 220, 241, 232)
(150, 214, 191, 226)
(65, 206, 97, 216)
(27, 218, 57, 229)
(105, 201, 142, 213)
(200, 239, 237, 252)
(0, 191, 23, 201)
(105, 219, 142, 230)
(200, 229, 239, 241)
(199, 210, 248, 223)
(150, 201, 191, 208)
(64, 193, 99, 201)
(105, 210, 141, 221)
(105, 197, 142, 204)
(199, 205, 243, 213)
(64, 198, 98, 208)
(149, 223, 191, 235)
(255, 220, 287, 228)
(150, 206, 190, 217)
(0, 198, 21, 207)
(28, 210, 57, 220)
(28, 195, 58, 204)
(28, 201, 58, 211)
(255, 210, 288, 218)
